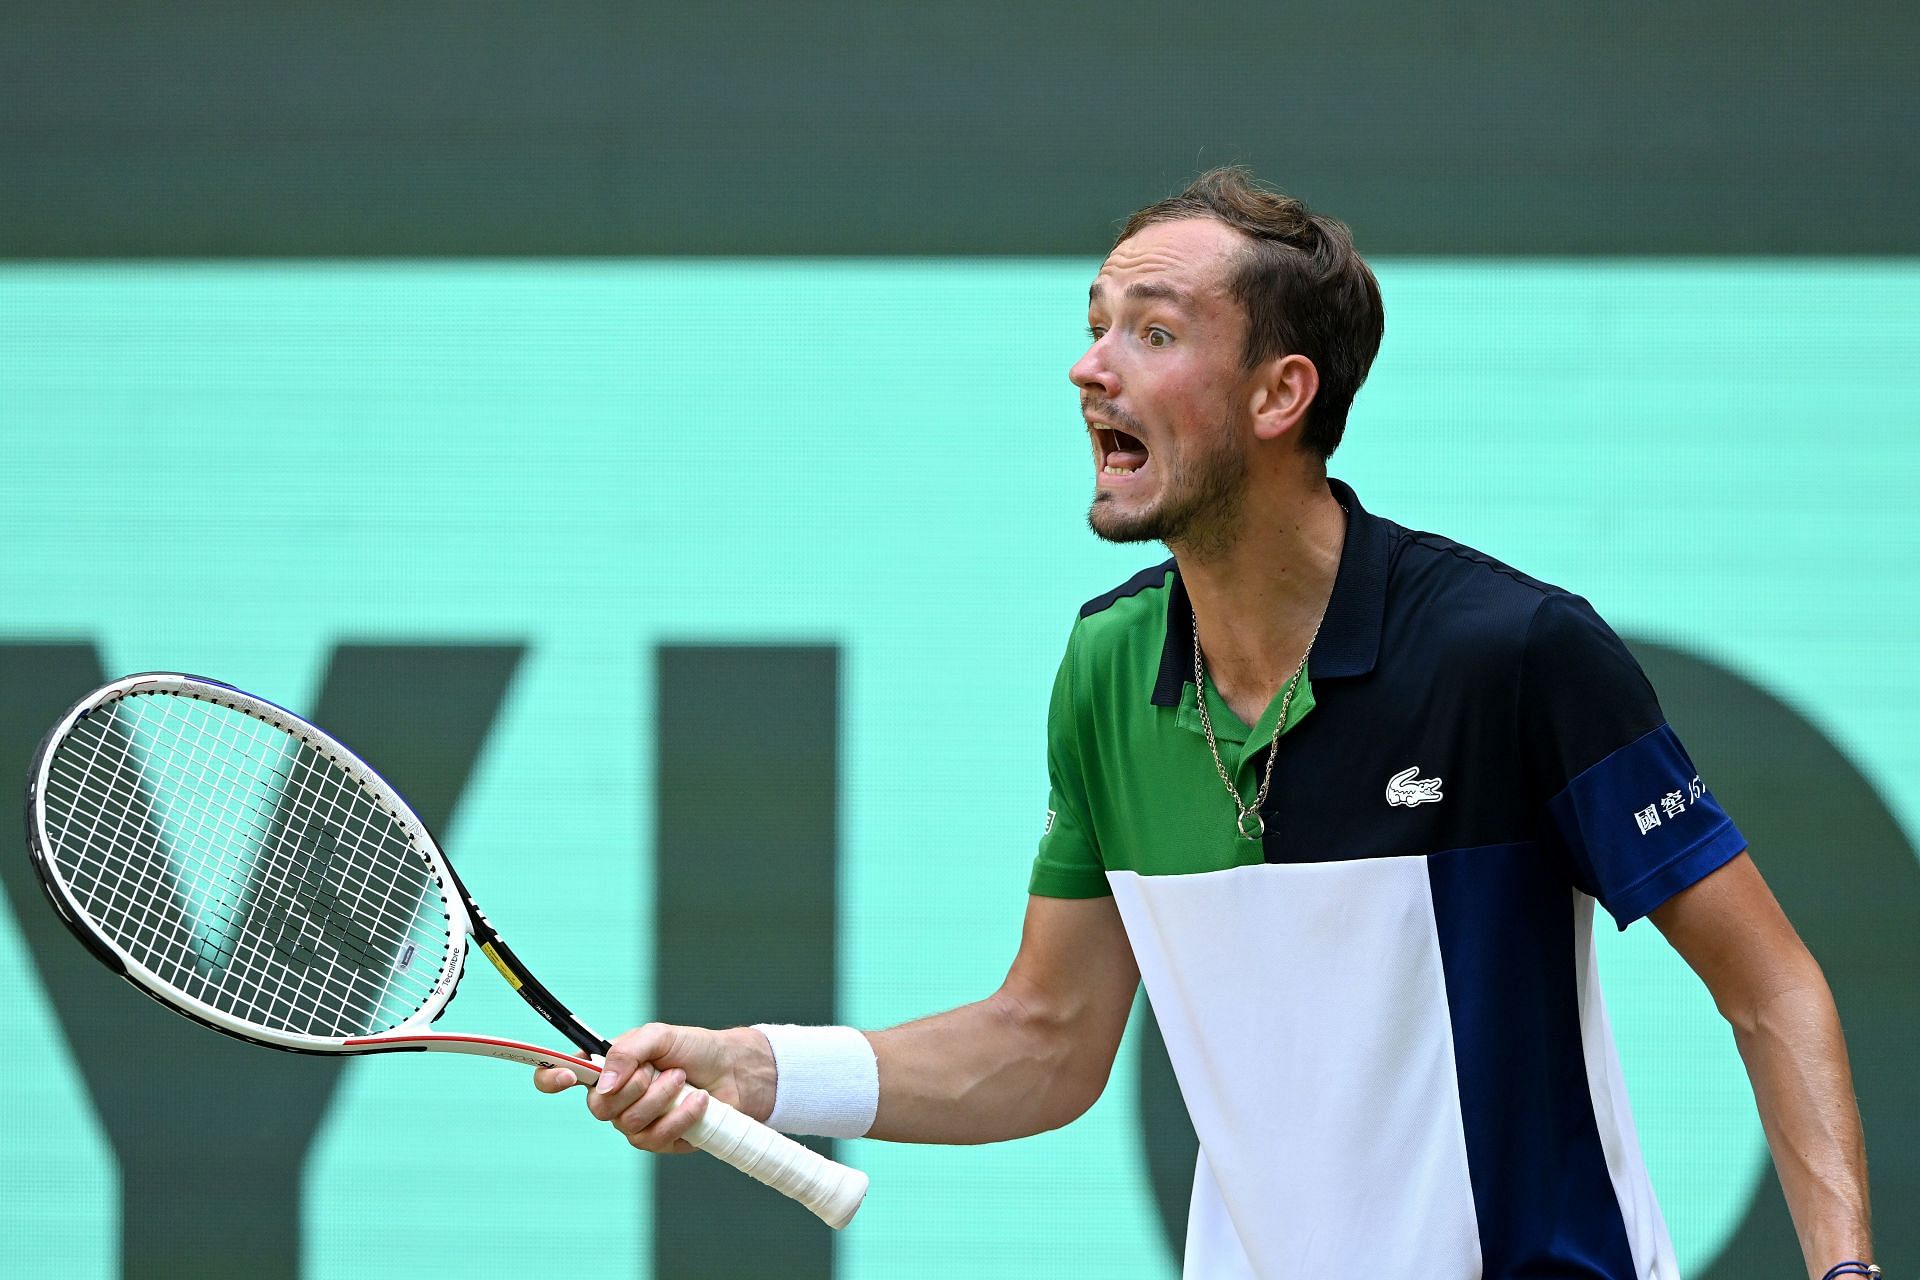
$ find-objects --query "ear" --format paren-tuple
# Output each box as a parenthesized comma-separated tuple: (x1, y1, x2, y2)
(1248, 353, 1319, 445)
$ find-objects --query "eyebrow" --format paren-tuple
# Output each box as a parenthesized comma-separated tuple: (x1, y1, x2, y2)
(1088, 280, 1195, 309)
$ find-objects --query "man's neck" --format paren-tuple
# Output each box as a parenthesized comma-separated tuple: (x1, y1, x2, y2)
(1173, 476, 1347, 721)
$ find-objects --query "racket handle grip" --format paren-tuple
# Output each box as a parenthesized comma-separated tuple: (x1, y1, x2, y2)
(677, 1084, 869, 1229)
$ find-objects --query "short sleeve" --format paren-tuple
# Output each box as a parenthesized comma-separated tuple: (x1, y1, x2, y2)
(1028, 622, 1111, 899)
(1519, 592, 1746, 929)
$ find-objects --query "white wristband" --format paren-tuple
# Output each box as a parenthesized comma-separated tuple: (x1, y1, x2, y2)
(751, 1023, 879, 1139)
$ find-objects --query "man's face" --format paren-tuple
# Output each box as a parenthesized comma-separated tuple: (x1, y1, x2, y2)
(1071, 217, 1254, 555)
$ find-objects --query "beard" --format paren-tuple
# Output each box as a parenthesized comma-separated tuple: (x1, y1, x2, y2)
(1087, 413, 1249, 560)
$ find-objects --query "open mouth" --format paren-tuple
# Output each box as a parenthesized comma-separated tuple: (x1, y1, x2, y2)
(1093, 423, 1150, 476)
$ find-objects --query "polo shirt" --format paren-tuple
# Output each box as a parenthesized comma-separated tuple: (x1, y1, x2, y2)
(1031, 478, 1746, 1279)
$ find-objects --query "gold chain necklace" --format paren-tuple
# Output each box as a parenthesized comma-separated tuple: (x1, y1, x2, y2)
(1192, 614, 1323, 840)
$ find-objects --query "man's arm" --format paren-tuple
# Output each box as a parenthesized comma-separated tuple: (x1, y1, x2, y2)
(537, 893, 1139, 1152)
(1651, 851, 1873, 1278)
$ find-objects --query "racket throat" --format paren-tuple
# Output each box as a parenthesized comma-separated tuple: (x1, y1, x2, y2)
(477, 935, 611, 1058)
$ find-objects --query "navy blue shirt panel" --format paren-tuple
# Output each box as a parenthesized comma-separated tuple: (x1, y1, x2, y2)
(1204, 482, 1749, 928)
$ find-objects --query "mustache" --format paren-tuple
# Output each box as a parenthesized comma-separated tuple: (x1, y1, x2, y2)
(1082, 398, 1148, 435)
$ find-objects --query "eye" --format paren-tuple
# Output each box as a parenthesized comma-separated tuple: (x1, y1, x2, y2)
(1145, 327, 1172, 348)
(1086, 324, 1107, 340)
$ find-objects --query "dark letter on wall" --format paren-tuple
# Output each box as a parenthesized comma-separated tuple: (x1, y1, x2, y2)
(0, 643, 522, 1278)
(652, 644, 841, 1279)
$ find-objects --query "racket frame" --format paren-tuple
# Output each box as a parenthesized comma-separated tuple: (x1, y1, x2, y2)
(26, 672, 870, 1229)
(24, 672, 596, 1065)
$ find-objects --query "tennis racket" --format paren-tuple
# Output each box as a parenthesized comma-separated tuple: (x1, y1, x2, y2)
(24, 672, 868, 1229)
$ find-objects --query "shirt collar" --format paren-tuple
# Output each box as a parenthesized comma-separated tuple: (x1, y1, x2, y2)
(1150, 477, 1389, 707)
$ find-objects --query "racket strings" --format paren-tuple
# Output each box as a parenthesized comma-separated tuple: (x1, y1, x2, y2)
(65, 703, 297, 972)
(48, 695, 447, 1035)
(133, 694, 447, 1032)
(45, 698, 410, 1031)
(41, 691, 456, 1039)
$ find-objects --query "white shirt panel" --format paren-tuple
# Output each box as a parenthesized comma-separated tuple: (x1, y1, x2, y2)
(1573, 892, 1682, 1278)
(1182, 1147, 1261, 1279)
(1109, 861, 1483, 1279)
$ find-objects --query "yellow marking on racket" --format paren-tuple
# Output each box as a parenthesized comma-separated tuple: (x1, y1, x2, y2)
(480, 942, 523, 990)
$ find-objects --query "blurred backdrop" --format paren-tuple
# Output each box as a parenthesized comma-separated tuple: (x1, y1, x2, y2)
(2, 4, 1916, 1278)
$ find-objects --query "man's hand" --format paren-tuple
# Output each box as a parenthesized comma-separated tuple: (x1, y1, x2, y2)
(533, 1023, 777, 1153)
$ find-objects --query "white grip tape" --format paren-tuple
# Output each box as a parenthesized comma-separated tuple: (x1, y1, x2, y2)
(678, 1084, 870, 1229)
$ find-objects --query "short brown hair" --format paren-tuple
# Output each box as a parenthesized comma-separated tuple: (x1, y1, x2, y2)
(1117, 168, 1383, 459)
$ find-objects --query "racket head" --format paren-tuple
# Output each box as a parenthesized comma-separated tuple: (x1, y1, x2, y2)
(25, 672, 472, 1054)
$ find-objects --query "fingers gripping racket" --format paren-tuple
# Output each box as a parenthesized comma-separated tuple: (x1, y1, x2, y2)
(24, 673, 868, 1229)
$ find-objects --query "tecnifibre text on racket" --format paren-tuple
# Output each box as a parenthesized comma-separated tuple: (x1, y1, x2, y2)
(25, 672, 868, 1229)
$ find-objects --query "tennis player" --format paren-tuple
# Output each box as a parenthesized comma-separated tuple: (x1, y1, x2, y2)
(539, 169, 1877, 1279)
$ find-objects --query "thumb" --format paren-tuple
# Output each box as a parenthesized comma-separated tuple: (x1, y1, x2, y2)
(532, 1064, 582, 1093)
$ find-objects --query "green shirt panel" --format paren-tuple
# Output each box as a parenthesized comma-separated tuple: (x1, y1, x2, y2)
(1029, 571, 1316, 897)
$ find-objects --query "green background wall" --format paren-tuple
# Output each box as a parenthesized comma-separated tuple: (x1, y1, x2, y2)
(4, 3, 1917, 1271)
(1, 259, 1915, 1275)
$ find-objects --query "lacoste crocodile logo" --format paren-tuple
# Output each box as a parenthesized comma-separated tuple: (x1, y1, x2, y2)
(1385, 766, 1444, 808)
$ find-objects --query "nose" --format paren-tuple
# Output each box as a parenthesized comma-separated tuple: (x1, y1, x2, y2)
(1070, 336, 1117, 398)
